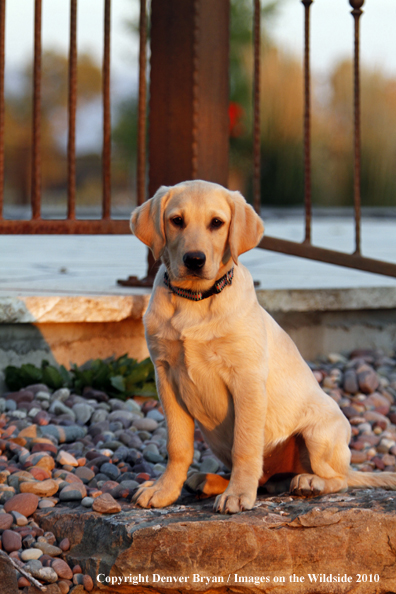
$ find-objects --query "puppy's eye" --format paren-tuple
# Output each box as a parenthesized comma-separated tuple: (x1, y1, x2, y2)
(210, 218, 224, 229)
(171, 216, 183, 228)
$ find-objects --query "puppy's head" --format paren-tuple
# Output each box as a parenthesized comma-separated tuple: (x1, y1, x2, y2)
(131, 180, 264, 283)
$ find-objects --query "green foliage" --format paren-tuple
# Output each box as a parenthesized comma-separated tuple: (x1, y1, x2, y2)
(4, 355, 157, 401)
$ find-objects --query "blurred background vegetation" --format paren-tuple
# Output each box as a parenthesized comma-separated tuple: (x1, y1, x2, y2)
(3, 0, 396, 213)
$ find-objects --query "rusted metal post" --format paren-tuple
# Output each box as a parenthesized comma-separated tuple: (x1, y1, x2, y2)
(350, 0, 364, 255)
(149, 0, 229, 195)
(302, 0, 313, 244)
(67, 0, 77, 220)
(32, 0, 42, 220)
(102, 0, 111, 220)
(0, 0, 5, 220)
(137, 0, 147, 207)
(253, 0, 261, 214)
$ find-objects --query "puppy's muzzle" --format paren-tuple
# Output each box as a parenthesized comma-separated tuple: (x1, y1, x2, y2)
(183, 251, 206, 272)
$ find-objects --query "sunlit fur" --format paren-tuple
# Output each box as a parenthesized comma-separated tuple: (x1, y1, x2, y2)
(130, 180, 396, 515)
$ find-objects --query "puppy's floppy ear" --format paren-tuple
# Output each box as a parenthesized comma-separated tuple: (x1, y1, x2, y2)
(130, 186, 171, 260)
(226, 190, 264, 264)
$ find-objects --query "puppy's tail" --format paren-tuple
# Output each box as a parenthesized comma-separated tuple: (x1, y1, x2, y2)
(347, 469, 396, 490)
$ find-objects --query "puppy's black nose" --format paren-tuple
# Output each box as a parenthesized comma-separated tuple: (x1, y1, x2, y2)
(183, 251, 206, 271)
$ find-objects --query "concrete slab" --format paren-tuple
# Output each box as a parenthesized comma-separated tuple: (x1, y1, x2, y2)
(1, 216, 396, 296)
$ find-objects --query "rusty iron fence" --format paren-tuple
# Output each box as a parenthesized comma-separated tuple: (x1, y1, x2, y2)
(257, 0, 396, 278)
(0, 0, 396, 279)
(0, 0, 128, 234)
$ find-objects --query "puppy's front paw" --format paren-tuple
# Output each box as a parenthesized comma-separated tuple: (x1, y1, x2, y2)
(214, 488, 256, 514)
(132, 480, 179, 509)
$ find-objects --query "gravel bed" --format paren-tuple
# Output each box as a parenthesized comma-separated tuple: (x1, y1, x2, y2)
(0, 347, 396, 592)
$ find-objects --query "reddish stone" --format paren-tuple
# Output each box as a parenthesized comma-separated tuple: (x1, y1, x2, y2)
(30, 466, 52, 481)
(20, 478, 59, 497)
(52, 558, 73, 580)
(1, 425, 18, 438)
(59, 538, 70, 552)
(388, 413, 396, 425)
(372, 456, 386, 470)
(1, 529, 22, 552)
(350, 450, 367, 464)
(92, 493, 122, 514)
(58, 581, 71, 594)
(83, 574, 94, 591)
(100, 480, 119, 493)
(356, 434, 380, 446)
(357, 366, 380, 394)
(7, 390, 34, 403)
(31, 442, 57, 455)
(73, 564, 82, 574)
(4, 493, 39, 517)
(136, 472, 151, 483)
(32, 410, 52, 426)
(0, 513, 14, 531)
(18, 576, 31, 588)
(141, 400, 157, 414)
(350, 440, 365, 451)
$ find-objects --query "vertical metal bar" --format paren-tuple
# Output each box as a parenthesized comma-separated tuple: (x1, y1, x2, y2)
(253, 0, 261, 214)
(67, 0, 77, 220)
(137, 0, 147, 206)
(350, 0, 364, 255)
(32, 0, 42, 220)
(0, 0, 5, 220)
(191, 0, 200, 180)
(102, 0, 111, 219)
(302, 0, 313, 244)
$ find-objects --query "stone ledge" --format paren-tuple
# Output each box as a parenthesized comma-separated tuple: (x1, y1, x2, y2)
(257, 286, 396, 313)
(1, 286, 396, 325)
(35, 489, 396, 594)
(0, 294, 151, 324)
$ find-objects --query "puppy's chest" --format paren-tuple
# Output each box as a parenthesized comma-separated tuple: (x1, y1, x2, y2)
(150, 333, 232, 428)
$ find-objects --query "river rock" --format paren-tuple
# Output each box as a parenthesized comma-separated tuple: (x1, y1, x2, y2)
(57, 451, 78, 467)
(1, 529, 22, 552)
(132, 418, 158, 432)
(20, 548, 43, 561)
(52, 558, 74, 579)
(4, 493, 39, 517)
(20, 478, 59, 497)
(34, 541, 63, 557)
(92, 493, 121, 514)
(29, 565, 59, 583)
(74, 466, 95, 483)
(357, 365, 380, 394)
(0, 512, 14, 530)
(59, 483, 87, 502)
(101, 462, 120, 480)
(72, 403, 94, 424)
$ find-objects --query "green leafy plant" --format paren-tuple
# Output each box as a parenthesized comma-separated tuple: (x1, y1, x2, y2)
(4, 355, 157, 400)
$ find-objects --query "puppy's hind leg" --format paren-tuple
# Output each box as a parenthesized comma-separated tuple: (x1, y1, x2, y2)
(185, 473, 230, 498)
(290, 412, 351, 497)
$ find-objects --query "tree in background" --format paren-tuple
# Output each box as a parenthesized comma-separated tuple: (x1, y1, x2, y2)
(314, 60, 396, 208)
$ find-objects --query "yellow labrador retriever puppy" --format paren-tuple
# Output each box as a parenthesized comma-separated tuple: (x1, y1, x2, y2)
(131, 180, 396, 514)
